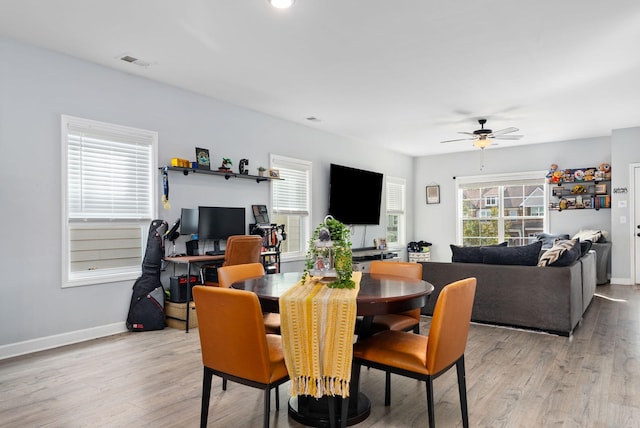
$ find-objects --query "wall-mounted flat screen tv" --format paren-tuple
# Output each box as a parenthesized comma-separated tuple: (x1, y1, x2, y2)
(328, 163, 383, 225)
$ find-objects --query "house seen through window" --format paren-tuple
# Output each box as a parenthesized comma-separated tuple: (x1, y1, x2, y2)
(457, 172, 546, 246)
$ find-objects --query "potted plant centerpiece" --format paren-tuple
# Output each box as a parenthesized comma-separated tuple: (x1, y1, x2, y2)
(302, 215, 354, 289)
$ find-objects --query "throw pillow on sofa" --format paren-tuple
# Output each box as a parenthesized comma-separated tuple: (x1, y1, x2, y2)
(536, 232, 570, 250)
(538, 238, 581, 267)
(480, 241, 543, 266)
(450, 242, 507, 263)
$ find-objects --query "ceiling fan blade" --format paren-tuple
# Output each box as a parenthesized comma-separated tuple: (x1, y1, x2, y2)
(440, 137, 474, 143)
(457, 131, 475, 136)
(491, 127, 519, 135)
(492, 134, 523, 140)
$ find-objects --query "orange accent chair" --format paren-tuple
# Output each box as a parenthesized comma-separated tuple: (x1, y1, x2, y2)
(193, 286, 289, 428)
(352, 277, 476, 428)
(217, 263, 281, 336)
(368, 261, 423, 333)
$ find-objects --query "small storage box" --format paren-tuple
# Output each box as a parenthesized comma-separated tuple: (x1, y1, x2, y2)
(409, 252, 431, 263)
(165, 301, 198, 329)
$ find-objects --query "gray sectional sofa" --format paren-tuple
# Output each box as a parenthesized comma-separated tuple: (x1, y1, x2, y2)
(420, 251, 596, 336)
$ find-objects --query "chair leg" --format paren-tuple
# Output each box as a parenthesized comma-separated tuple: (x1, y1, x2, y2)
(275, 385, 280, 410)
(456, 356, 469, 428)
(384, 371, 392, 406)
(263, 387, 271, 428)
(222, 377, 227, 391)
(413, 324, 420, 334)
(201, 367, 213, 428)
(425, 377, 435, 428)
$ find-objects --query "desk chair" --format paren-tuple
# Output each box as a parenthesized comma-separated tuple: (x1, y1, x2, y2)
(223, 234, 263, 266)
(201, 234, 263, 286)
(368, 261, 423, 334)
(352, 277, 476, 428)
(193, 286, 289, 428)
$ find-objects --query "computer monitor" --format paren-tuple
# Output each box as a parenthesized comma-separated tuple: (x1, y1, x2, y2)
(198, 206, 246, 252)
(180, 208, 199, 235)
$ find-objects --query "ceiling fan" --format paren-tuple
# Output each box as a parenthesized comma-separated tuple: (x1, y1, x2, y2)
(440, 119, 523, 149)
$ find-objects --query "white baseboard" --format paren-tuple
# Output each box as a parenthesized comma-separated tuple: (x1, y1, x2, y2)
(610, 277, 634, 285)
(0, 322, 128, 361)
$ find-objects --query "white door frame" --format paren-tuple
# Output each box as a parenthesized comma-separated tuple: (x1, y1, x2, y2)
(630, 163, 640, 284)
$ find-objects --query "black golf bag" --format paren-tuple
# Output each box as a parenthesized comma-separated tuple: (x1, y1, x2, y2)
(126, 219, 167, 331)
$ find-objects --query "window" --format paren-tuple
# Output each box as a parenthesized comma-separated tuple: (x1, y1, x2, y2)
(270, 155, 311, 260)
(457, 172, 546, 247)
(62, 115, 157, 287)
(386, 176, 406, 246)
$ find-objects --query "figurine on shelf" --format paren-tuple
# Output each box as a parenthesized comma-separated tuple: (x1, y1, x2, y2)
(218, 157, 232, 172)
(239, 158, 249, 175)
(258, 166, 266, 177)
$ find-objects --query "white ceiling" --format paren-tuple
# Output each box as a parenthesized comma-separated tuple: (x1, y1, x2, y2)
(2, 0, 640, 156)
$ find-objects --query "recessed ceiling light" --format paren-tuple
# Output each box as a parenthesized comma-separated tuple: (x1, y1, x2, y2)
(269, 0, 295, 9)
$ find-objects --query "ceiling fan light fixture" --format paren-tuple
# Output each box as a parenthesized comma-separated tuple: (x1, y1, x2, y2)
(269, 0, 295, 8)
(473, 139, 492, 149)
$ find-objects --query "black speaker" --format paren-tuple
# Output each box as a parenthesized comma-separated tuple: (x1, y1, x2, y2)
(186, 240, 199, 256)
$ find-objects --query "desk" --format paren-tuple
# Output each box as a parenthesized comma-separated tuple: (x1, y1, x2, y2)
(164, 255, 224, 332)
(232, 271, 434, 426)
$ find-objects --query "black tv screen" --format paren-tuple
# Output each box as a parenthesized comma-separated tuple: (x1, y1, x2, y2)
(198, 207, 246, 241)
(180, 208, 199, 235)
(328, 164, 383, 225)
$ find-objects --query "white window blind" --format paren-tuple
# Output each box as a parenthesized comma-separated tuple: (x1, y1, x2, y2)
(271, 157, 310, 216)
(67, 122, 154, 219)
(62, 115, 157, 287)
(386, 178, 405, 214)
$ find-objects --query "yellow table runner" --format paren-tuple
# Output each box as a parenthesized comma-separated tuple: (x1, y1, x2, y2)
(279, 271, 361, 398)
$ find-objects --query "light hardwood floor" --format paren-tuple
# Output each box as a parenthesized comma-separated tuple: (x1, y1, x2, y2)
(1, 283, 639, 427)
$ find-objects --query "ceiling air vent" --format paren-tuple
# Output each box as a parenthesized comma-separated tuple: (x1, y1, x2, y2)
(118, 54, 151, 68)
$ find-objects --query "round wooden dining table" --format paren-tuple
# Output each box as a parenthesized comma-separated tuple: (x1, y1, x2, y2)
(232, 271, 434, 427)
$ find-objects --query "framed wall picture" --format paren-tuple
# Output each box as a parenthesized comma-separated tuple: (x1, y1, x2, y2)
(426, 185, 440, 204)
(595, 183, 607, 194)
(195, 147, 210, 170)
(267, 168, 280, 178)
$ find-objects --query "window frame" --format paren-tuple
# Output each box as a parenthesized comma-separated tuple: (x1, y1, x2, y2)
(61, 115, 157, 288)
(270, 154, 312, 261)
(385, 176, 406, 247)
(456, 171, 547, 246)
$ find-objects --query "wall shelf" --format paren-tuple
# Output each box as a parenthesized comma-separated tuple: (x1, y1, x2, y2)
(160, 166, 282, 183)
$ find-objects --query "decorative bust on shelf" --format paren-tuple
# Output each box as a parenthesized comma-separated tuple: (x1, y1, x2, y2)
(302, 215, 354, 289)
(218, 157, 232, 171)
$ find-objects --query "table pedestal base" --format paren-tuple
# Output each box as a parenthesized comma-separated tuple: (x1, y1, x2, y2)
(288, 393, 370, 427)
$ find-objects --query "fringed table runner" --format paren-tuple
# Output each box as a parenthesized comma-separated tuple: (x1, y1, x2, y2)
(279, 271, 361, 398)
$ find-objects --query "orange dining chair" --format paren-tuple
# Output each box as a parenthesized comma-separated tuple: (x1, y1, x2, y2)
(352, 277, 476, 428)
(223, 234, 263, 266)
(193, 286, 289, 428)
(217, 263, 281, 336)
(368, 261, 423, 333)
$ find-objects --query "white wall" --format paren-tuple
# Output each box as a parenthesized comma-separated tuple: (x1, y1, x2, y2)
(0, 37, 414, 356)
(414, 137, 612, 262)
(610, 127, 640, 283)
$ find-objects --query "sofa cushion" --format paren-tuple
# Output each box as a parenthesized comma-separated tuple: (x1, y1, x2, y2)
(536, 232, 570, 250)
(538, 238, 581, 267)
(450, 242, 507, 263)
(480, 241, 543, 266)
